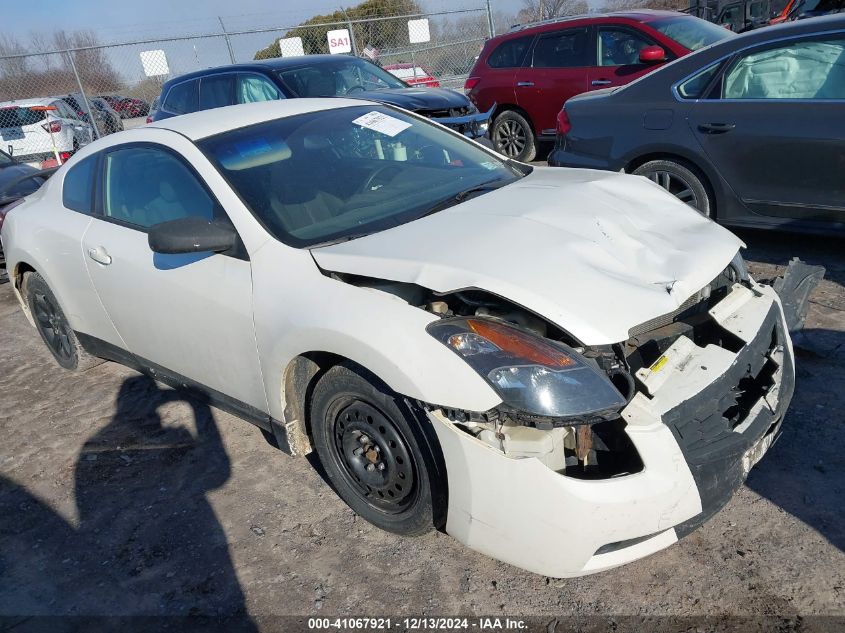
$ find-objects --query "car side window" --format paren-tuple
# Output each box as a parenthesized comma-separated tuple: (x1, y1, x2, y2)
(163, 79, 199, 114)
(62, 155, 97, 213)
(532, 29, 590, 68)
(487, 36, 533, 68)
(723, 37, 845, 99)
(237, 74, 281, 103)
(598, 28, 654, 67)
(103, 146, 216, 229)
(677, 62, 722, 99)
(199, 74, 235, 110)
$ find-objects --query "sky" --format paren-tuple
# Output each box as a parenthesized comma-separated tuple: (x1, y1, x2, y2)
(2, 0, 526, 44)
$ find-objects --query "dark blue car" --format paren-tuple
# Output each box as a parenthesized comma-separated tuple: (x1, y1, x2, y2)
(150, 55, 492, 141)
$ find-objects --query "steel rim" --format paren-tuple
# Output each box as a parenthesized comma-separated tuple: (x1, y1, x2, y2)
(493, 119, 527, 158)
(331, 399, 417, 514)
(32, 291, 73, 362)
(644, 169, 704, 213)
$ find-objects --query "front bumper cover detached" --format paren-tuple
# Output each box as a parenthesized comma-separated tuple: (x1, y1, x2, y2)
(432, 105, 494, 139)
(427, 263, 821, 578)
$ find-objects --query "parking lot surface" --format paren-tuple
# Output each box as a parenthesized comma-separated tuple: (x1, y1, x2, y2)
(0, 230, 843, 620)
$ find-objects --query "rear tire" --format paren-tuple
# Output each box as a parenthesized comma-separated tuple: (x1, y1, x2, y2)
(632, 159, 713, 217)
(23, 272, 103, 372)
(309, 363, 446, 536)
(492, 110, 537, 162)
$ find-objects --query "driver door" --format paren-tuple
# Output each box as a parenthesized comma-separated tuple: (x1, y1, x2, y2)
(81, 143, 267, 411)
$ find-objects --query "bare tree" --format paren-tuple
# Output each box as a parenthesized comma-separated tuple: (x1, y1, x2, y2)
(518, 0, 589, 23)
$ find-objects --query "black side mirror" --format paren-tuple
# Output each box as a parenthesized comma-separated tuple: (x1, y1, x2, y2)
(148, 217, 237, 255)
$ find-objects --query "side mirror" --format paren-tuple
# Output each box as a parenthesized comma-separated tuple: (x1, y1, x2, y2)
(639, 45, 667, 64)
(148, 217, 237, 255)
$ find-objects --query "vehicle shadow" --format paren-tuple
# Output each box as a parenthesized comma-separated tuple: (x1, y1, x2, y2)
(744, 329, 845, 552)
(0, 374, 258, 627)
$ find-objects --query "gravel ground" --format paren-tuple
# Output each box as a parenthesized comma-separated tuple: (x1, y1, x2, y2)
(0, 229, 843, 627)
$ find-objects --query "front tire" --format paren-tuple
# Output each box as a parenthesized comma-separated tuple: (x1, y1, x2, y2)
(309, 363, 446, 536)
(492, 110, 537, 162)
(632, 159, 713, 217)
(24, 272, 102, 371)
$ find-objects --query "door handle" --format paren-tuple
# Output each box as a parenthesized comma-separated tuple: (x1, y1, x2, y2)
(591, 79, 612, 86)
(698, 122, 735, 134)
(516, 81, 534, 87)
(88, 246, 112, 266)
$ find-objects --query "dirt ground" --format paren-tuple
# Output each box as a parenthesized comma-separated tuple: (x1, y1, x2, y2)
(0, 229, 843, 627)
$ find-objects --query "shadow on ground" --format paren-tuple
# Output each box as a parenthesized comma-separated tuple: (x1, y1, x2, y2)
(0, 374, 256, 625)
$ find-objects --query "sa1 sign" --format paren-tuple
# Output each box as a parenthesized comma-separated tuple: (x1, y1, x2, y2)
(327, 29, 352, 54)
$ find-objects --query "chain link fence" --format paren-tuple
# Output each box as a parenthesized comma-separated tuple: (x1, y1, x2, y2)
(0, 5, 493, 165)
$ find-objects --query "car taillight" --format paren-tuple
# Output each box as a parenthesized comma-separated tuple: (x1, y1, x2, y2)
(146, 116, 152, 124)
(464, 76, 480, 94)
(42, 120, 62, 133)
(59, 151, 72, 162)
(556, 107, 572, 136)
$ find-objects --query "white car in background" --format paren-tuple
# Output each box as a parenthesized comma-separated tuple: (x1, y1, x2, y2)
(0, 98, 94, 166)
(0, 99, 813, 577)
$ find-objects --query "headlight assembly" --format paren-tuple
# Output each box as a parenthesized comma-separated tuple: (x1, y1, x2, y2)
(427, 318, 627, 420)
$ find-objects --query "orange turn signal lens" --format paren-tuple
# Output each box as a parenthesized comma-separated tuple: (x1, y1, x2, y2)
(466, 319, 575, 368)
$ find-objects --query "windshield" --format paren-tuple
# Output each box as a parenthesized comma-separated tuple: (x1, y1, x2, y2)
(795, 0, 845, 12)
(278, 57, 407, 97)
(199, 105, 524, 248)
(650, 16, 736, 51)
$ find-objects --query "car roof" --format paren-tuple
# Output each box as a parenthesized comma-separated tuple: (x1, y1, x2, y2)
(0, 97, 62, 108)
(146, 97, 375, 140)
(506, 9, 687, 34)
(161, 55, 367, 89)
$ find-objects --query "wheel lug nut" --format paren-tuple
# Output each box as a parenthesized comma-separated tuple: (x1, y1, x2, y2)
(366, 463, 375, 472)
(377, 463, 385, 471)
(359, 435, 370, 444)
(353, 447, 363, 456)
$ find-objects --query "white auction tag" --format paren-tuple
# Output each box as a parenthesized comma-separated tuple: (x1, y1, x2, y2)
(352, 111, 411, 137)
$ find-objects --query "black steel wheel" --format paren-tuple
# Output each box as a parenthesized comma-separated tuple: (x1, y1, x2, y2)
(632, 159, 713, 217)
(24, 272, 102, 371)
(492, 110, 536, 162)
(310, 363, 446, 535)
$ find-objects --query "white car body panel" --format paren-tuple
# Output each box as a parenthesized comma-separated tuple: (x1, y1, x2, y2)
(1, 99, 799, 578)
(312, 167, 744, 345)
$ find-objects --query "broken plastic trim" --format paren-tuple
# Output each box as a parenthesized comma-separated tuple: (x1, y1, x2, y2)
(772, 257, 825, 332)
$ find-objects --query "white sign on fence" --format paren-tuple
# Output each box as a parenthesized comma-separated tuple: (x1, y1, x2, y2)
(139, 49, 169, 77)
(278, 36, 305, 57)
(327, 29, 352, 54)
(408, 19, 431, 44)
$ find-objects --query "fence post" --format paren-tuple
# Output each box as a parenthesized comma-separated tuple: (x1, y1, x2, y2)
(340, 7, 359, 56)
(65, 50, 100, 140)
(485, 0, 495, 37)
(219, 17, 237, 64)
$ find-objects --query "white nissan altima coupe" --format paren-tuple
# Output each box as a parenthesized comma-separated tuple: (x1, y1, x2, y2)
(1, 99, 808, 577)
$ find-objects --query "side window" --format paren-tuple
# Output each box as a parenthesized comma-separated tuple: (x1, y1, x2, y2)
(103, 146, 216, 229)
(598, 28, 654, 67)
(487, 36, 533, 68)
(62, 154, 97, 213)
(677, 62, 722, 99)
(199, 74, 235, 110)
(719, 4, 745, 31)
(532, 29, 590, 68)
(724, 37, 845, 99)
(237, 74, 281, 103)
(163, 79, 199, 114)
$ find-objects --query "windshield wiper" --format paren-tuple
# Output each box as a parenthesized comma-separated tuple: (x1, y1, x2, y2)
(415, 179, 510, 219)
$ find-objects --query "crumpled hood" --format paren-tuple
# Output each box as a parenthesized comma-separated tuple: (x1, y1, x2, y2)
(354, 87, 471, 112)
(312, 167, 743, 345)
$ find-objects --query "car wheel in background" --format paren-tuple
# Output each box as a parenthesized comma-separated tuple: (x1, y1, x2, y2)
(632, 159, 712, 217)
(24, 272, 103, 371)
(309, 362, 446, 536)
(492, 110, 536, 162)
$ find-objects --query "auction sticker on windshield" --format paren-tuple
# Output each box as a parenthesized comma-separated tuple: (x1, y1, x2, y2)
(352, 111, 411, 137)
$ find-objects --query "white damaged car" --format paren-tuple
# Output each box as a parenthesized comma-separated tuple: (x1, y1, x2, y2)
(0, 99, 817, 577)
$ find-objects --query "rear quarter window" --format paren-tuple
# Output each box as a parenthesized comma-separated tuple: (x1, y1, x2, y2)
(62, 154, 97, 213)
(163, 79, 199, 114)
(487, 36, 533, 68)
(0, 107, 46, 127)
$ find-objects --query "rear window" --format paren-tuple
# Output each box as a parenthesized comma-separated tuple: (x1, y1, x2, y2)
(0, 107, 46, 128)
(163, 79, 199, 114)
(650, 16, 736, 51)
(487, 36, 533, 68)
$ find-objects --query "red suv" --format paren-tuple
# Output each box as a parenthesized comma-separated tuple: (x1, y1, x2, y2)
(465, 11, 735, 161)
